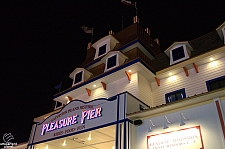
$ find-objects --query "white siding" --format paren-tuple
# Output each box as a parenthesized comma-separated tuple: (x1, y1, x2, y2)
(75, 73, 138, 102)
(137, 73, 153, 107)
(152, 57, 225, 107)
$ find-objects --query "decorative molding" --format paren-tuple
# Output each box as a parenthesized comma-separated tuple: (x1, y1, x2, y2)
(101, 82, 107, 90)
(155, 77, 160, 86)
(183, 67, 189, 77)
(85, 88, 91, 96)
(193, 63, 199, 73)
(125, 71, 131, 81)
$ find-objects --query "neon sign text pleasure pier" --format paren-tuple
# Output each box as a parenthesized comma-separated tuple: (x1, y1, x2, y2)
(41, 107, 102, 135)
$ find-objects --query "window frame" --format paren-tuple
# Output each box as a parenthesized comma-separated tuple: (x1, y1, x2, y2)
(172, 46, 185, 61)
(54, 101, 63, 110)
(206, 75, 225, 91)
(106, 55, 117, 69)
(105, 54, 118, 71)
(165, 88, 186, 104)
(98, 44, 107, 56)
(94, 39, 110, 60)
(73, 71, 83, 85)
(169, 45, 191, 65)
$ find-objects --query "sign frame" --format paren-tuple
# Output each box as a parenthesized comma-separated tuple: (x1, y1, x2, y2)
(147, 126, 204, 149)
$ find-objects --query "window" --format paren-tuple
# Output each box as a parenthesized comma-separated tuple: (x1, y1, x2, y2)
(172, 46, 185, 61)
(74, 71, 83, 84)
(107, 55, 117, 69)
(55, 101, 63, 109)
(98, 44, 107, 56)
(102, 51, 127, 72)
(206, 76, 225, 91)
(165, 88, 186, 104)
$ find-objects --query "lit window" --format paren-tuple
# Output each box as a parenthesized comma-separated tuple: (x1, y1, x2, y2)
(172, 46, 185, 61)
(98, 44, 107, 56)
(206, 76, 225, 91)
(107, 55, 117, 69)
(74, 71, 83, 84)
(165, 88, 186, 104)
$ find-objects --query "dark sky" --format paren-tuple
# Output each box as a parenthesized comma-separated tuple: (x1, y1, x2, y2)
(0, 0, 224, 145)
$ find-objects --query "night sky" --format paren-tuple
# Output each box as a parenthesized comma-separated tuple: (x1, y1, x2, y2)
(0, 0, 224, 145)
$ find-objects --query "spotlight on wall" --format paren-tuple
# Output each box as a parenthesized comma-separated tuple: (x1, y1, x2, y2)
(62, 140, 66, 146)
(88, 132, 91, 141)
(149, 120, 156, 132)
(180, 113, 187, 126)
(210, 61, 218, 67)
(163, 116, 171, 129)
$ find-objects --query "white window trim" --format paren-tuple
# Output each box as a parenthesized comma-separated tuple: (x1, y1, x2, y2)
(104, 53, 119, 72)
(94, 39, 110, 60)
(54, 101, 64, 110)
(98, 44, 107, 57)
(170, 45, 190, 65)
(73, 70, 84, 85)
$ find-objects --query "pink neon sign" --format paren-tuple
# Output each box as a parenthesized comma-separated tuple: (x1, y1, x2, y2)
(41, 107, 102, 135)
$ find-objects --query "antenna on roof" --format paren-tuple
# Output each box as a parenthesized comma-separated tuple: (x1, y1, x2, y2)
(121, 0, 138, 22)
(91, 28, 94, 43)
(135, 1, 138, 17)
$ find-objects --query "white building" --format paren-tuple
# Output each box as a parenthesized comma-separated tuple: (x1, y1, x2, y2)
(26, 18, 225, 149)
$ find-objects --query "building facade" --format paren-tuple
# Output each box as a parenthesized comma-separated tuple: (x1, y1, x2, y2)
(26, 19, 225, 149)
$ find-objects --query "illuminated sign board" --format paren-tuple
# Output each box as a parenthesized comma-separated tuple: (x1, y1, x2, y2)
(147, 126, 204, 149)
(41, 107, 102, 135)
(32, 99, 118, 144)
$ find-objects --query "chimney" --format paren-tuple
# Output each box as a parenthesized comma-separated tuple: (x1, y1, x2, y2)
(145, 28, 150, 35)
(87, 42, 92, 50)
(109, 30, 114, 35)
(133, 16, 139, 23)
(154, 38, 160, 45)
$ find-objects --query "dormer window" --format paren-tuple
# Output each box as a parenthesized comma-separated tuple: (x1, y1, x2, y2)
(164, 42, 194, 65)
(169, 45, 189, 65)
(101, 51, 128, 72)
(74, 71, 83, 84)
(172, 46, 185, 61)
(216, 22, 225, 45)
(54, 101, 64, 110)
(98, 44, 107, 56)
(107, 55, 117, 69)
(92, 35, 119, 60)
(69, 68, 93, 87)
